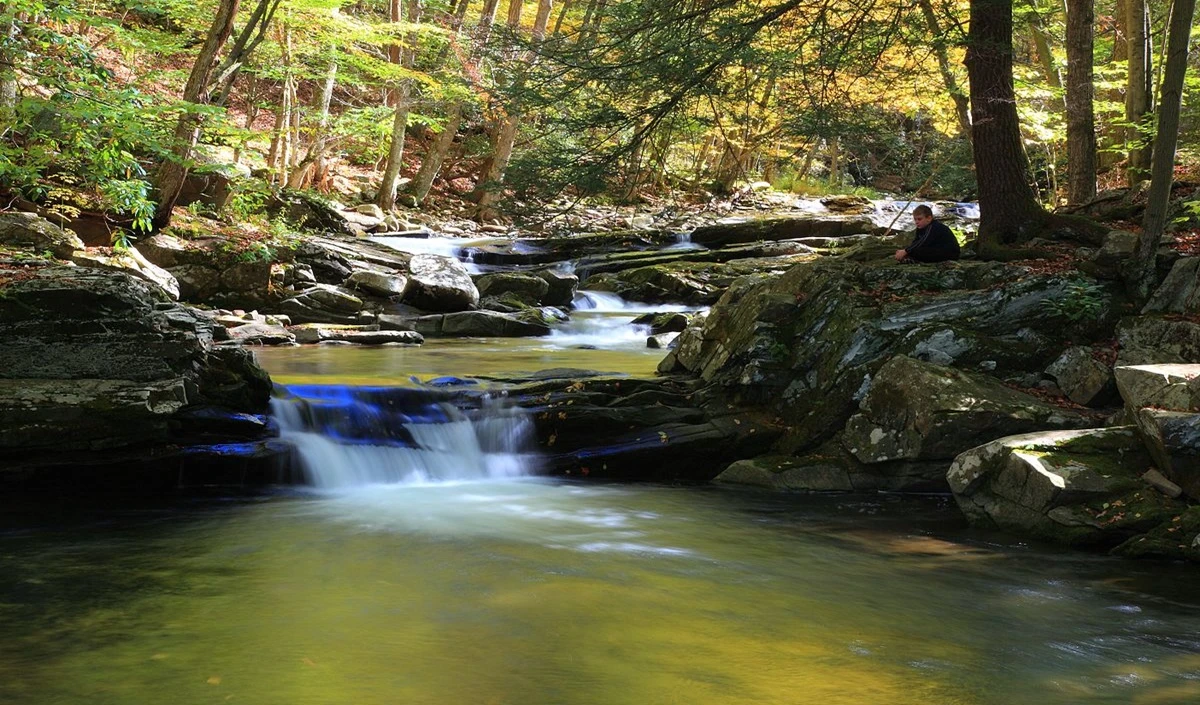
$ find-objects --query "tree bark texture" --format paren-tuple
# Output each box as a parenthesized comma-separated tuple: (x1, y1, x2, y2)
(1126, 0, 1153, 184)
(966, 0, 1047, 252)
(1131, 0, 1197, 298)
(152, 0, 240, 230)
(1065, 0, 1096, 203)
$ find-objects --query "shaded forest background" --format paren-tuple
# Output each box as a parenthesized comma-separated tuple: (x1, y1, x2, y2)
(1, 0, 1198, 241)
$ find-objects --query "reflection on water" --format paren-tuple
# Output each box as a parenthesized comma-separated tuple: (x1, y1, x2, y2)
(2, 485, 1199, 705)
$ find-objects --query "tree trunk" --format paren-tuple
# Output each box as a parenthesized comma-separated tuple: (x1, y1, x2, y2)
(1065, 0, 1096, 203)
(1126, 0, 1153, 184)
(1028, 2, 1063, 91)
(152, 0, 240, 230)
(1130, 0, 1197, 298)
(918, 0, 972, 141)
(378, 0, 423, 211)
(405, 0, 502, 204)
(473, 0, 554, 217)
(288, 53, 338, 190)
(211, 0, 282, 106)
(966, 0, 1048, 253)
(0, 13, 20, 116)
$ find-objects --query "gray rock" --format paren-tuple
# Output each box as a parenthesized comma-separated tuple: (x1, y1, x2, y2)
(1115, 364, 1200, 411)
(715, 455, 854, 491)
(948, 427, 1170, 546)
(1132, 408, 1200, 500)
(1046, 346, 1116, 407)
(226, 322, 296, 345)
(0, 212, 85, 258)
(70, 247, 181, 300)
(842, 355, 1095, 464)
(647, 333, 679, 349)
(475, 272, 550, 306)
(1081, 229, 1137, 280)
(405, 254, 479, 312)
(1143, 256, 1200, 314)
(1116, 316, 1200, 365)
(280, 284, 368, 324)
(346, 270, 408, 297)
(690, 215, 882, 247)
(352, 203, 386, 220)
(418, 310, 551, 337)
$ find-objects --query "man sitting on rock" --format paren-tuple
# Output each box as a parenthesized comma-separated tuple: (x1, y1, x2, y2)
(894, 204, 961, 263)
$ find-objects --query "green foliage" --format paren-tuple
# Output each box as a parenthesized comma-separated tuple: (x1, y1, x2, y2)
(1041, 278, 1108, 324)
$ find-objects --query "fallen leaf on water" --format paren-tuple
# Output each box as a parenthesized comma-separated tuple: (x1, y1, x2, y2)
(207, 676, 222, 686)
(302, 658, 317, 667)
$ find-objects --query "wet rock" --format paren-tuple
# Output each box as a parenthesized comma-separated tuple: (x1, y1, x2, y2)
(346, 270, 408, 297)
(1113, 505, 1200, 561)
(897, 324, 1054, 373)
(71, 247, 181, 299)
(404, 253, 479, 312)
(475, 272, 549, 306)
(415, 310, 550, 337)
(292, 327, 422, 345)
(1045, 346, 1116, 407)
(536, 269, 579, 308)
(631, 311, 691, 334)
(948, 427, 1177, 547)
(646, 333, 679, 349)
(279, 284, 368, 324)
(842, 355, 1095, 465)
(820, 195, 874, 214)
(715, 455, 854, 491)
(0, 212, 85, 258)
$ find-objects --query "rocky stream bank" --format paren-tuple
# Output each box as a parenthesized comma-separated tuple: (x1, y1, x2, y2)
(2, 192, 1199, 562)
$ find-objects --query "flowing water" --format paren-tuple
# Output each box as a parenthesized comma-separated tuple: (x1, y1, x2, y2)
(5, 258, 1200, 703)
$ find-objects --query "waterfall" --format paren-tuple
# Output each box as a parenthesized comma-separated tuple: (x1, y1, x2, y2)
(272, 385, 538, 488)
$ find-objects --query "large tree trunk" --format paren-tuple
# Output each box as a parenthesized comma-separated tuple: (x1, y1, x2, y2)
(918, 0, 972, 141)
(1126, 0, 1154, 184)
(378, 0, 424, 211)
(152, 0, 240, 230)
(1065, 0, 1096, 203)
(1129, 0, 1197, 298)
(966, 0, 1048, 254)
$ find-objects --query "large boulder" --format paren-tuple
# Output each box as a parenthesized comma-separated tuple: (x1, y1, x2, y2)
(1116, 316, 1200, 365)
(841, 355, 1095, 464)
(1142, 256, 1200, 314)
(415, 310, 550, 337)
(948, 427, 1181, 547)
(536, 269, 579, 307)
(279, 284, 370, 324)
(404, 253, 479, 312)
(475, 272, 550, 306)
(0, 267, 272, 460)
(1045, 346, 1116, 407)
(346, 269, 408, 297)
(1115, 364, 1200, 500)
(1115, 364, 1200, 411)
(70, 247, 181, 299)
(690, 215, 882, 248)
(0, 212, 84, 258)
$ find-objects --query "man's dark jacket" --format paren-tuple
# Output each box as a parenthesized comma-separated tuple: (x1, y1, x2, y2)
(905, 220, 960, 262)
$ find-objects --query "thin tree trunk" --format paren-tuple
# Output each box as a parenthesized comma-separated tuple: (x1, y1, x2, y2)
(1126, 0, 1154, 184)
(406, 0, 502, 204)
(966, 0, 1048, 254)
(473, 0, 553, 217)
(1065, 0, 1096, 203)
(1131, 0, 1197, 297)
(552, 0, 573, 35)
(827, 136, 840, 186)
(918, 0, 972, 141)
(1028, 2, 1063, 91)
(152, 0, 240, 230)
(212, 0, 283, 106)
(378, 0, 423, 210)
(288, 53, 338, 190)
(0, 13, 20, 116)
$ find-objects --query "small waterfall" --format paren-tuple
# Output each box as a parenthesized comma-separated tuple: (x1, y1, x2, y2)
(372, 235, 491, 274)
(272, 385, 538, 488)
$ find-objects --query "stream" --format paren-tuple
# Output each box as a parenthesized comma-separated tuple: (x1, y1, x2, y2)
(4, 215, 1200, 704)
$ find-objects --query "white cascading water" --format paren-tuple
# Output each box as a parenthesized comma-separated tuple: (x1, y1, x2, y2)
(371, 236, 492, 274)
(547, 290, 702, 349)
(271, 385, 538, 489)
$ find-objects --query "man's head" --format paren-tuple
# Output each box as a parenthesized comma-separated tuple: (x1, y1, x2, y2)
(913, 204, 933, 228)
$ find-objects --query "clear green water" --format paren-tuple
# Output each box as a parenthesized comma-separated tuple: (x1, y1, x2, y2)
(2, 485, 1199, 705)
